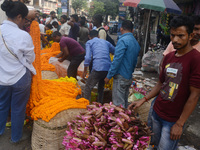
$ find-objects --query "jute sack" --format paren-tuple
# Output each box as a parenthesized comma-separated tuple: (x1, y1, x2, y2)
(31, 108, 86, 150)
(134, 98, 154, 122)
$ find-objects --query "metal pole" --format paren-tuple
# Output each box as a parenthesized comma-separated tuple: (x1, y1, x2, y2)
(143, 9, 151, 56)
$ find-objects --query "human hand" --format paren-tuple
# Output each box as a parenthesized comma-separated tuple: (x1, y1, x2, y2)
(82, 70, 87, 79)
(128, 98, 146, 110)
(40, 32, 46, 36)
(170, 123, 183, 140)
(58, 58, 64, 62)
(104, 77, 110, 84)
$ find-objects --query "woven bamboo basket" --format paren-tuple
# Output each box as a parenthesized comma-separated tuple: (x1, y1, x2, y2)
(134, 98, 154, 122)
(31, 108, 86, 150)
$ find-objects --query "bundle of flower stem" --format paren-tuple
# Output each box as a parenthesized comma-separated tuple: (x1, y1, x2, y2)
(63, 102, 151, 150)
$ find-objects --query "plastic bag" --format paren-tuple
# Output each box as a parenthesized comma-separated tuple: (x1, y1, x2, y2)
(141, 50, 164, 73)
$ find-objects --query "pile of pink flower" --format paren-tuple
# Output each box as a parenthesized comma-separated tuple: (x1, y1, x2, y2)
(63, 102, 151, 150)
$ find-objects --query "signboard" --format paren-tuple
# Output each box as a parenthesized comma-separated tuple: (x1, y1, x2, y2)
(61, 0, 68, 9)
(119, 7, 126, 11)
(119, 11, 126, 17)
(62, 9, 67, 13)
(118, 1, 126, 35)
(43, 9, 51, 14)
(119, 2, 125, 7)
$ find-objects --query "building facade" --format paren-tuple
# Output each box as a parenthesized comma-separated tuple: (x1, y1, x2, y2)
(27, 0, 57, 14)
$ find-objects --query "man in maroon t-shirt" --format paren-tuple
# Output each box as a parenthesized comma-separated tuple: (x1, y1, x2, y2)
(52, 31, 85, 79)
(129, 16, 200, 150)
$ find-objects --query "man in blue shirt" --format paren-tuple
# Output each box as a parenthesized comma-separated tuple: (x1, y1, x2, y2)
(83, 30, 115, 104)
(105, 20, 140, 108)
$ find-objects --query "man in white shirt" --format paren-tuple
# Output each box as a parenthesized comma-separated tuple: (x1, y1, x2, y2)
(59, 15, 71, 36)
(45, 11, 58, 25)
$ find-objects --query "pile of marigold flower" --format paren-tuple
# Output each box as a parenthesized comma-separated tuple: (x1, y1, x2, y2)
(41, 42, 60, 71)
(26, 21, 89, 122)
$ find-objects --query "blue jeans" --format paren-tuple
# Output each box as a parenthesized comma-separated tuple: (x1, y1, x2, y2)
(112, 74, 132, 108)
(0, 69, 32, 142)
(147, 97, 157, 129)
(151, 110, 179, 150)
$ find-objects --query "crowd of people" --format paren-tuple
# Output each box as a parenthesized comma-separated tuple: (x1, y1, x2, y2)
(0, 0, 200, 150)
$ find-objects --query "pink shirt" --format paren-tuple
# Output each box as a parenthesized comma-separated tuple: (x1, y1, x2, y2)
(163, 41, 200, 56)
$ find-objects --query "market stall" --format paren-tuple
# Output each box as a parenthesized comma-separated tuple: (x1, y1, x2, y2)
(28, 21, 89, 150)
(28, 20, 152, 150)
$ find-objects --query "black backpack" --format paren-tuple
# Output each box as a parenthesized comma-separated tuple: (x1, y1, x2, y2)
(98, 28, 116, 47)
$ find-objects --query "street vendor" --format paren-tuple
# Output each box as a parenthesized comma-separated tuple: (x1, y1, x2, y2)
(104, 20, 140, 108)
(0, 0, 36, 143)
(129, 15, 200, 150)
(83, 30, 115, 104)
(163, 15, 200, 55)
(52, 31, 85, 79)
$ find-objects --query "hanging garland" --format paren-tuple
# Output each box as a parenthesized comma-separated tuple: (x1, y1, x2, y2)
(26, 21, 89, 122)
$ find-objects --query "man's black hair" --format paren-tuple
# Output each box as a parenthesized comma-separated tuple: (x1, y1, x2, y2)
(89, 30, 98, 38)
(35, 16, 40, 23)
(71, 14, 78, 22)
(121, 20, 133, 31)
(80, 20, 85, 26)
(81, 16, 86, 22)
(1, 1, 28, 19)
(52, 31, 61, 37)
(42, 14, 47, 18)
(93, 14, 103, 24)
(50, 11, 56, 15)
(45, 24, 53, 29)
(52, 21, 58, 26)
(170, 15, 194, 34)
(61, 15, 67, 21)
(191, 15, 200, 25)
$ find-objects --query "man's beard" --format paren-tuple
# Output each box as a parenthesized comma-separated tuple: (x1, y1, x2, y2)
(193, 34, 200, 41)
(173, 41, 189, 50)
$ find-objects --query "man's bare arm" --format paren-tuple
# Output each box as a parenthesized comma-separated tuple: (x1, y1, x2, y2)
(58, 46, 69, 62)
(128, 80, 163, 110)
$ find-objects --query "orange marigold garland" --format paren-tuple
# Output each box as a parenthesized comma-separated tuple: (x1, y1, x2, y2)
(41, 42, 60, 71)
(41, 42, 60, 54)
(41, 51, 60, 71)
(27, 21, 89, 122)
(27, 20, 42, 116)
